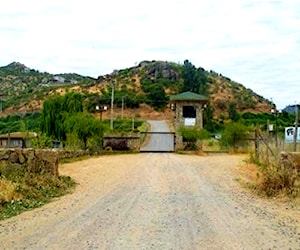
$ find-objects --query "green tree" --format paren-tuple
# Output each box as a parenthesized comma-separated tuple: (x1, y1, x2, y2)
(196, 67, 207, 95)
(62, 92, 84, 113)
(182, 60, 207, 94)
(182, 60, 197, 92)
(229, 102, 239, 121)
(40, 94, 64, 140)
(64, 112, 104, 150)
(220, 122, 249, 150)
(40, 93, 84, 141)
(146, 84, 168, 110)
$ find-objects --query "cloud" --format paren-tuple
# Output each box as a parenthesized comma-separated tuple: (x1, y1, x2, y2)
(0, 0, 299, 109)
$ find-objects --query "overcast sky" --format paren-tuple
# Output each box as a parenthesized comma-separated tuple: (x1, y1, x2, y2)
(0, 0, 299, 109)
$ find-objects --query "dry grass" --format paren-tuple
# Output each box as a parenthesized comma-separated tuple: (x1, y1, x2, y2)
(244, 149, 300, 199)
(236, 161, 262, 191)
(0, 167, 76, 220)
(0, 178, 22, 204)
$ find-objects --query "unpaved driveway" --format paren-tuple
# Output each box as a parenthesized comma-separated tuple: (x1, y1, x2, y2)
(140, 120, 174, 152)
(0, 154, 299, 249)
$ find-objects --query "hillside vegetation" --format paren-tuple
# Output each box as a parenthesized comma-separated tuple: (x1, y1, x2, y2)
(0, 62, 94, 113)
(0, 60, 272, 117)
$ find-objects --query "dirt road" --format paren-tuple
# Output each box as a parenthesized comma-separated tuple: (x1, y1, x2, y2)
(0, 153, 299, 249)
(140, 120, 174, 152)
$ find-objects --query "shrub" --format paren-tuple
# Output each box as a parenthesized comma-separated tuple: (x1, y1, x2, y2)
(31, 133, 53, 148)
(179, 127, 209, 150)
(248, 152, 300, 197)
(220, 122, 250, 151)
(259, 163, 299, 197)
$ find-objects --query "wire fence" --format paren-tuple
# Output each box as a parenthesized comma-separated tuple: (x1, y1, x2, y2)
(254, 130, 299, 165)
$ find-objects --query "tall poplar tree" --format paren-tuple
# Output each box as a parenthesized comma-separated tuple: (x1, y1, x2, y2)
(40, 93, 84, 141)
(182, 59, 207, 94)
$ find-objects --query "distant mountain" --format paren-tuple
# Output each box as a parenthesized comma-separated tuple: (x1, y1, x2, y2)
(0, 60, 273, 118)
(283, 105, 299, 115)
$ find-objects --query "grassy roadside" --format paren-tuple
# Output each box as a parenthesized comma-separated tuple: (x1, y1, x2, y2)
(0, 168, 76, 220)
(236, 155, 300, 203)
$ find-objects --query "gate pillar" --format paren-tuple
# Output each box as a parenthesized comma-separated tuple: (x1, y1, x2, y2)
(170, 91, 208, 150)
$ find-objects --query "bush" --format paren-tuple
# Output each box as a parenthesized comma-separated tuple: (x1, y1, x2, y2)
(259, 163, 299, 197)
(31, 133, 53, 148)
(220, 122, 249, 151)
(179, 127, 209, 150)
(248, 153, 300, 197)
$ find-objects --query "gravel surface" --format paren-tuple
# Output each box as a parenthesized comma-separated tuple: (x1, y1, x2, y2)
(140, 120, 174, 152)
(0, 153, 299, 249)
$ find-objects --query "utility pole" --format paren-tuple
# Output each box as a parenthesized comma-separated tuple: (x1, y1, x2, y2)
(110, 83, 114, 130)
(121, 96, 124, 119)
(132, 115, 135, 131)
(293, 104, 298, 151)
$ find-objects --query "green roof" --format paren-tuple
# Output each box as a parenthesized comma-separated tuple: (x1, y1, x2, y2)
(170, 91, 208, 101)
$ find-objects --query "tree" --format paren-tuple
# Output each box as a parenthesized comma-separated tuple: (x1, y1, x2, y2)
(40, 93, 84, 141)
(196, 67, 207, 95)
(182, 60, 197, 92)
(182, 60, 207, 94)
(146, 84, 168, 110)
(203, 105, 216, 131)
(229, 102, 239, 121)
(64, 112, 104, 150)
(220, 122, 249, 150)
(40, 94, 65, 140)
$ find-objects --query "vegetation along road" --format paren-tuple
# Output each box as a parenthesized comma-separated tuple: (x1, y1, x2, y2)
(1, 153, 299, 249)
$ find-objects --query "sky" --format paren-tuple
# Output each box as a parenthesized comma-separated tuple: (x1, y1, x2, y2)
(0, 0, 299, 109)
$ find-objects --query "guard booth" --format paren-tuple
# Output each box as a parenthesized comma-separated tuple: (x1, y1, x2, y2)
(170, 91, 208, 150)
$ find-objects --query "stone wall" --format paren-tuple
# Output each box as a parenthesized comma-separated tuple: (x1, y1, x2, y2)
(57, 149, 90, 160)
(103, 136, 140, 152)
(0, 149, 58, 176)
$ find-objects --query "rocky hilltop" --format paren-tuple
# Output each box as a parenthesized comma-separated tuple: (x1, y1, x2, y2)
(0, 60, 272, 118)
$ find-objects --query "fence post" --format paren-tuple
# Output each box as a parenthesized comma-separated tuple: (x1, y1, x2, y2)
(255, 127, 259, 162)
(294, 104, 298, 152)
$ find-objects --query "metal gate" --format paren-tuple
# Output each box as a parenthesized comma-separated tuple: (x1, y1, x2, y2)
(140, 132, 175, 152)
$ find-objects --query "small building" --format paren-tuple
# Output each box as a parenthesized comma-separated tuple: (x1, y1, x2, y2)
(53, 76, 65, 83)
(170, 91, 208, 149)
(0, 132, 37, 148)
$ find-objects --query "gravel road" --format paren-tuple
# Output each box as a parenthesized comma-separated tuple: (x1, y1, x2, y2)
(140, 120, 174, 152)
(0, 153, 299, 249)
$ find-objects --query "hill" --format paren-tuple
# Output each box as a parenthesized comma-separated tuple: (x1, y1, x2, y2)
(0, 60, 272, 119)
(0, 62, 95, 113)
(94, 60, 272, 118)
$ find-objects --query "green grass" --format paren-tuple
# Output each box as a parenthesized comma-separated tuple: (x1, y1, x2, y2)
(202, 138, 222, 151)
